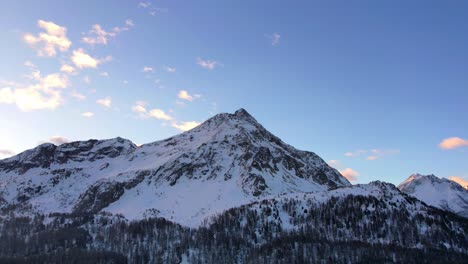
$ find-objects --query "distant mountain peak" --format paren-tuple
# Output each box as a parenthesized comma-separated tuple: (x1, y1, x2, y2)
(398, 173, 468, 218)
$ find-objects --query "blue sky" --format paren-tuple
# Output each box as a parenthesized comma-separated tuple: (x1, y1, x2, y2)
(0, 0, 467, 186)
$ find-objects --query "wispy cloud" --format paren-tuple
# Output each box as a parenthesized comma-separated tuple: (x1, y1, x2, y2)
(339, 168, 359, 182)
(81, 111, 94, 117)
(96, 97, 112, 108)
(70, 91, 86, 101)
(439, 137, 468, 150)
(0, 149, 15, 159)
(266, 33, 281, 46)
(23, 20, 71, 57)
(83, 76, 91, 84)
(138, 1, 168, 16)
(197, 58, 219, 70)
(142, 66, 154, 73)
(171, 121, 200, 131)
(0, 69, 69, 111)
(345, 149, 399, 160)
(165, 66, 176, 73)
(49, 136, 69, 145)
(82, 20, 134, 46)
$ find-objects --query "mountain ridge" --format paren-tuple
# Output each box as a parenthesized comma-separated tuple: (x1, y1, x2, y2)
(0, 108, 349, 227)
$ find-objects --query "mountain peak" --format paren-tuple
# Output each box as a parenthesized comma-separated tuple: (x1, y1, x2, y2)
(234, 108, 251, 117)
(398, 173, 468, 218)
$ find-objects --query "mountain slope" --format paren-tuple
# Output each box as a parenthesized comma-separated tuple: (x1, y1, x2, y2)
(0, 108, 349, 226)
(1, 181, 466, 263)
(398, 174, 468, 218)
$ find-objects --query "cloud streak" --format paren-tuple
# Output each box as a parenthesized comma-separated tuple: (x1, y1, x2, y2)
(344, 149, 399, 160)
(82, 20, 134, 45)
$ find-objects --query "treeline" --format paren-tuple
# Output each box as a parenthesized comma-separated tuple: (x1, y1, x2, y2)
(0, 194, 467, 263)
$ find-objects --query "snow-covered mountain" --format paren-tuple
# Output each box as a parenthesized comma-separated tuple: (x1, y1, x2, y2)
(398, 173, 468, 218)
(2, 180, 466, 263)
(0, 108, 349, 226)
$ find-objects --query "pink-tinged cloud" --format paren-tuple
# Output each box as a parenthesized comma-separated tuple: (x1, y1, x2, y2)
(0, 149, 15, 159)
(439, 137, 468, 150)
(339, 168, 359, 182)
(49, 136, 69, 145)
(449, 176, 468, 189)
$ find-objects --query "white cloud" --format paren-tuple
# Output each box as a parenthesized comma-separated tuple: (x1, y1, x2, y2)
(60, 64, 76, 74)
(81, 111, 94, 117)
(0, 149, 15, 159)
(267, 33, 281, 46)
(197, 58, 218, 70)
(49, 136, 69, 145)
(165, 66, 176, 73)
(177, 90, 200, 102)
(71, 49, 100, 69)
(171, 121, 200, 131)
(143, 66, 154, 72)
(439, 137, 468, 150)
(0, 70, 69, 111)
(148, 109, 172, 120)
(70, 91, 86, 101)
(23, 20, 71, 57)
(100, 72, 109, 77)
(96, 97, 112, 108)
(339, 168, 359, 182)
(132, 101, 147, 114)
(82, 20, 134, 45)
(449, 176, 468, 189)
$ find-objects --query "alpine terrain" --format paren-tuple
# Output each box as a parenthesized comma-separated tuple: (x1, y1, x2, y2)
(0, 109, 466, 263)
(398, 173, 468, 218)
